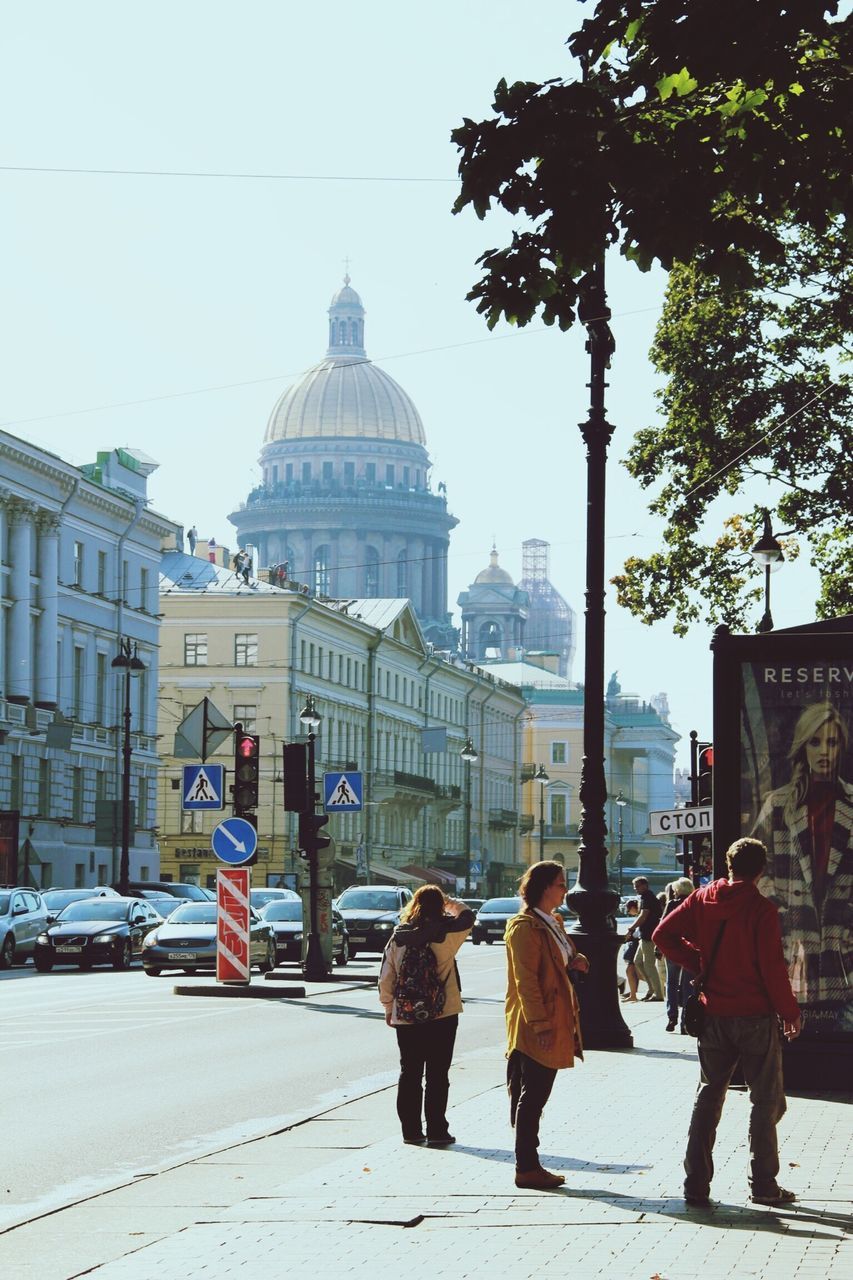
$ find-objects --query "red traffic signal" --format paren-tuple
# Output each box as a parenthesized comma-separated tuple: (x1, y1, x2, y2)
(233, 727, 260, 814)
(697, 742, 714, 805)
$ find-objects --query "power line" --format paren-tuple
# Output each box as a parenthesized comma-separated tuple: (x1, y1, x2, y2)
(0, 163, 457, 183)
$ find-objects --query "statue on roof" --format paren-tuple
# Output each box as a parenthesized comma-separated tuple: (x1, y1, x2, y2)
(607, 671, 621, 698)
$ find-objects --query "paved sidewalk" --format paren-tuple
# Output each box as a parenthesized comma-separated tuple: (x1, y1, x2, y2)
(6, 1004, 851, 1279)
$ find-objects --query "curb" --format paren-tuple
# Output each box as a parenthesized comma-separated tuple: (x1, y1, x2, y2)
(172, 983, 306, 998)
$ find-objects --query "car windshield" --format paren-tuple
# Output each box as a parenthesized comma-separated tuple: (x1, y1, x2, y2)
(158, 884, 208, 900)
(146, 898, 181, 917)
(57, 901, 129, 922)
(43, 890, 97, 912)
(480, 898, 521, 913)
(262, 901, 302, 921)
(251, 890, 298, 907)
(167, 904, 217, 925)
(336, 890, 398, 911)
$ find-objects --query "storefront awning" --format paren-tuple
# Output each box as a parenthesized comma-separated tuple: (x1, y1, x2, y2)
(334, 853, 422, 886)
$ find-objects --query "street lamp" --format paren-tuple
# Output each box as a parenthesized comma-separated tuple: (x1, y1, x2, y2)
(111, 638, 145, 897)
(751, 509, 784, 633)
(535, 764, 549, 861)
(299, 693, 326, 981)
(460, 736, 478, 893)
(615, 792, 628, 897)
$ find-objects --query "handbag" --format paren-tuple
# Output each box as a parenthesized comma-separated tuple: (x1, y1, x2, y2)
(683, 921, 727, 1038)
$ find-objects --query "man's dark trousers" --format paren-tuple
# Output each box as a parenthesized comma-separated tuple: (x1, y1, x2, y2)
(684, 1014, 786, 1199)
(395, 1015, 458, 1140)
(507, 1049, 557, 1172)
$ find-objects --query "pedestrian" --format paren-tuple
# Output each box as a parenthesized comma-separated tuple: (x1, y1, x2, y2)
(655, 892, 668, 996)
(505, 860, 588, 1190)
(660, 878, 695, 1031)
(187, 525, 198, 554)
(653, 837, 801, 1208)
(379, 887, 474, 1147)
(241, 549, 252, 585)
(620, 899, 645, 1002)
(624, 876, 663, 1000)
(207, 536, 217, 564)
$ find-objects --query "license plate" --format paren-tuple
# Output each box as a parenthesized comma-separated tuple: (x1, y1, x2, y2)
(169, 951, 196, 960)
(57, 945, 82, 953)
(350, 935, 366, 943)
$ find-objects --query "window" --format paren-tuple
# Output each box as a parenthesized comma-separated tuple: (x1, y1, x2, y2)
(550, 794, 567, 827)
(285, 463, 293, 483)
(98, 864, 108, 883)
(71, 767, 84, 822)
(184, 634, 208, 666)
(365, 462, 376, 484)
(73, 647, 84, 717)
(74, 864, 85, 888)
(235, 633, 258, 667)
(551, 741, 567, 765)
(97, 550, 107, 595)
(385, 464, 395, 487)
(10, 757, 22, 812)
(402, 466, 410, 488)
(139, 567, 149, 612)
(38, 760, 50, 813)
(73, 541, 84, 587)
(301, 461, 312, 484)
(181, 810, 204, 834)
(322, 461, 333, 482)
(233, 704, 257, 732)
(95, 772, 107, 804)
(95, 652, 107, 723)
(313, 546, 330, 595)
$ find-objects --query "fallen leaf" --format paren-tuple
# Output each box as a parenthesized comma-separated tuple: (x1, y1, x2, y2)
(363, 1166, 371, 1172)
(788, 1162, 800, 1167)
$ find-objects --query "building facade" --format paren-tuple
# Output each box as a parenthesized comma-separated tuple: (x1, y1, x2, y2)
(0, 434, 177, 889)
(157, 552, 526, 895)
(228, 279, 458, 649)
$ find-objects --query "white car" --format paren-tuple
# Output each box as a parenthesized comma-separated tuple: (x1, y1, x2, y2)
(0, 888, 48, 967)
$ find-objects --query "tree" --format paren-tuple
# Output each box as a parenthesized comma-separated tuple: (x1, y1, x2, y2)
(452, 1, 851, 625)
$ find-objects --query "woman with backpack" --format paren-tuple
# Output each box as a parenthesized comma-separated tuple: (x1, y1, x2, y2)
(379, 886, 474, 1147)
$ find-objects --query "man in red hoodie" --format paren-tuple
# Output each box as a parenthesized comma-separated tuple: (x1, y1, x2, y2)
(653, 838, 801, 1209)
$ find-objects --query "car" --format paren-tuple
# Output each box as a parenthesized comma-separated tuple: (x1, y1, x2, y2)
(471, 896, 522, 945)
(141, 901, 276, 976)
(142, 895, 186, 919)
(0, 888, 48, 967)
(461, 898, 485, 913)
(41, 886, 121, 920)
(334, 885, 413, 957)
(34, 897, 164, 971)
(260, 899, 350, 966)
(118, 880, 210, 902)
(250, 886, 300, 912)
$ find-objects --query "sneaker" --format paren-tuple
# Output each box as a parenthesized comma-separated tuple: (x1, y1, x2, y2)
(515, 1167, 565, 1190)
(750, 1187, 796, 1206)
(426, 1133, 456, 1147)
(666, 1019, 677, 1032)
(684, 1193, 712, 1208)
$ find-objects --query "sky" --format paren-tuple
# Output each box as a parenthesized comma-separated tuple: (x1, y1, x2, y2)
(1, 0, 820, 771)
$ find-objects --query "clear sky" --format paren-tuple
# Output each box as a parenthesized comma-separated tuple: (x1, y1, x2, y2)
(1, 0, 818, 770)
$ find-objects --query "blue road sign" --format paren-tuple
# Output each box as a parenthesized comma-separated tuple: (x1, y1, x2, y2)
(211, 816, 258, 864)
(323, 771, 363, 812)
(182, 763, 225, 811)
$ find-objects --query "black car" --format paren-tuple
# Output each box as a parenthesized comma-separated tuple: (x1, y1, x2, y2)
(140, 901, 276, 976)
(119, 880, 210, 902)
(34, 897, 163, 971)
(260, 899, 350, 965)
(334, 885, 413, 957)
(471, 896, 522, 945)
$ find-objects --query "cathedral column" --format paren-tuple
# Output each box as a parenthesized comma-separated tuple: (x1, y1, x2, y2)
(436, 542, 448, 619)
(35, 512, 61, 709)
(7, 500, 37, 704)
(422, 539, 435, 619)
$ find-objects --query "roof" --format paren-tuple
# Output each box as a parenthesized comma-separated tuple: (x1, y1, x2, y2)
(263, 355, 426, 446)
(159, 550, 282, 595)
(474, 660, 578, 691)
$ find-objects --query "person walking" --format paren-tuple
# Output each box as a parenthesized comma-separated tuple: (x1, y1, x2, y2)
(624, 876, 663, 1000)
(505, 861, 588, 1190)
(660, 877, 695, 1031)
(620, 899, 645, 1002)
(379, 887, 473, 1147)
(187, 525, 198, 554)
(653, 837, 801, 1208)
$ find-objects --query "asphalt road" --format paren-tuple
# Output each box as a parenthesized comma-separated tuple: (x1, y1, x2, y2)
(0, 942, 510, 1230)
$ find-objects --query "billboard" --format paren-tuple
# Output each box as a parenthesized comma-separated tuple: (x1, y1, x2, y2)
(713, 623, 853, 1045)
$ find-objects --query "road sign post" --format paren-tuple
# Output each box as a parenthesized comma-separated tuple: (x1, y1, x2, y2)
(216, 867, 251, 985)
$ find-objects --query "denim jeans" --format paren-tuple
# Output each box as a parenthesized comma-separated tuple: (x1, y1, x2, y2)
(665, 959, 694, 1025)
(683, 1014, 786, 1198)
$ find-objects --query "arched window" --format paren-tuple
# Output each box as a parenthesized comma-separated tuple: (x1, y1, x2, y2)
(314, 545, 331, 596)
(365, 546, 379, 595)
(397, 549, 408, 597)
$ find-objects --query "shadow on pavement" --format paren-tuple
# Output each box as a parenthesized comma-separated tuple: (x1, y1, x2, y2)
(451, 1144, 650, 1175)
(283, 1000, 386, 1020)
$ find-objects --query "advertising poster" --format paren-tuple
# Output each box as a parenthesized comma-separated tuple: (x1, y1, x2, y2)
(739, 659, 853, 1040)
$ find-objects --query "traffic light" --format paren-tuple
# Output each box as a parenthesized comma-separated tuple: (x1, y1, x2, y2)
(282, 742, 309, 813)
(697, 743, 714, 806)
(298, 811, 330, 854)
(233, 726, 261, 815)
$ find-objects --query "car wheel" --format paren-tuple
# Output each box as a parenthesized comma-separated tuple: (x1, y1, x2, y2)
(145, 967, 161, 977)
(258, 939, 276, 973)
(34, 954, 53, 973)
(0, 935, 15, 969)
(335, 937, 350, 967)
(486, 938, 493, 945)
(472, 938, 481, 946)
(113, 940, 133, 971)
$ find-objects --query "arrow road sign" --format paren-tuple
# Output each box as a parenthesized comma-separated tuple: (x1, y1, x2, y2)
(182, 763, 225, 810)
(323, 771, 363, 812)
(211, 816, 258, 864)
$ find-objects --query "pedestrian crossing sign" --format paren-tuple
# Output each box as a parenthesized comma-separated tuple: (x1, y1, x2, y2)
(182, 763, 225, 810)
(323, 771, 363, 812)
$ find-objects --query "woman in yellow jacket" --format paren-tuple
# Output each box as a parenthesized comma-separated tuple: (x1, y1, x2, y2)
(505, 861, 588, 1189)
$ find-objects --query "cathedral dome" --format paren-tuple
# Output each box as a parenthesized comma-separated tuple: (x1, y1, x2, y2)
(474, 546, 514, 586)
(263, 277, 426, 446)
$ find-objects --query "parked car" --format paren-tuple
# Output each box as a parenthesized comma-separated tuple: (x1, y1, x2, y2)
(118, 880, 210, 901)
(42, 887, 121, 919)
(334, 885, 413, 957)
(250, 887, 300, 912)
(141, 901, 276, 976)
(260, 899, 349, 966)
(34, 897, 164, 971)
(471, 896, 522, 945)
(461, 898, 485, 913)
(0, 888, 48, 967)
(142, 895, 186, 919)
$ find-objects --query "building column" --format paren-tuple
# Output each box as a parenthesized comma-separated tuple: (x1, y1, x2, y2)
(422, 539, 435, 619)
(7, 500, 36, 704)
(0, 487, 10, 700)
(35, 512, 61, 709)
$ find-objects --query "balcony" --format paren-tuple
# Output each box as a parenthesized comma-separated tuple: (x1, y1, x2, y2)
(488, 807, 519, 830)
(544, 823, 579, 839)
(518, 813, 535, 833)
(372, 770, 436, 819)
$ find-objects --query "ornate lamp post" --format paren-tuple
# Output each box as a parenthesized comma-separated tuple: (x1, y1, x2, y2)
(111, 638, 145, 897)
(460, 736, 478, 893)
(535, 764, 549, 861)
(615, 792, 627, 897)
(299, 693, 326, 981)
(751, 509, 784, 633)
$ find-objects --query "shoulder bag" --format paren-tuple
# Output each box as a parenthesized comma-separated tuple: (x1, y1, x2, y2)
(683, 921, 727, 1038)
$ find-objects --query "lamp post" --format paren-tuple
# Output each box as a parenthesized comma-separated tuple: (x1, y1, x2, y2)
(111, 638, 145, 897)
(615, 792, 627, 897)
(299, 693, 326, 981)
(460, 736, 478, 893)
(564, 258, 632, 1048)
(535, 764, 549, 861)
(751, 509, 784, 633)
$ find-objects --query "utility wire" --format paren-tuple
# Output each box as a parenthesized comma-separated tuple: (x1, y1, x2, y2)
(0, 164, 458, 183)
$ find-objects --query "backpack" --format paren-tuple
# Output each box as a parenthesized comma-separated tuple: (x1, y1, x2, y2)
(393, 942, 446, 1023)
